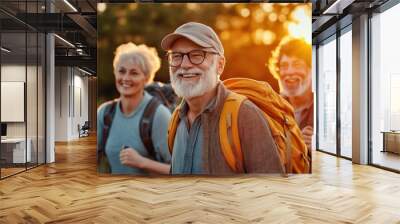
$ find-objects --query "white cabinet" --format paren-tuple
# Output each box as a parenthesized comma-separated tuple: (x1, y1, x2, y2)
(1, 138, 32, 163)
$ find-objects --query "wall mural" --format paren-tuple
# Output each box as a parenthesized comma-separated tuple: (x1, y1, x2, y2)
(97, 3, 313, 175)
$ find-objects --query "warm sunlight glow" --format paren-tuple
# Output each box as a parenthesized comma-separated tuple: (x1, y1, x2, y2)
(268, 13, 277, 22)
(261, 4, 273, 13)
(97, 3, 106, 13)
(254, 29, 275, 45)
(287, 6, 311, 43)
(221, 31, 231, 40)
(240, 8, 250, 18)
(128, 3, 137, 11)
(253, 9, 265, 23)
(187, 3, 198, 11)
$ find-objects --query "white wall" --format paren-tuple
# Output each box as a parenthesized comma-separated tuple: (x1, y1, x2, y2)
(1, 82, 25, 122)
(72, 72, 89, 137)
(55, 67, 69, 141)
(54, 67, 89, 141)
(1, 65, 26, 81)
(1, 64, 45, 164)
(1, 65, 25, 131)
(1, 65, 36, 138)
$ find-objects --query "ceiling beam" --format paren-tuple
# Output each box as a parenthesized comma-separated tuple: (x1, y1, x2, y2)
(55, 55, 96, 73)
(322, 0, 356, 14)
(67, 13, 96, 39)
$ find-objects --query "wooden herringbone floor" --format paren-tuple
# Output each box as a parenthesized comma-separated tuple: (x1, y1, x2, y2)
(0, 135, 400, 224)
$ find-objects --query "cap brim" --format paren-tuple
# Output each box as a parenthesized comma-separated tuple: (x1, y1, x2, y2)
(161, 33, 212, 51)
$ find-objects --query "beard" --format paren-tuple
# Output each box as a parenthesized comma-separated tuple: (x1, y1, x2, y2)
(170, 59, 219, 99)
(280, 73, 312, 97)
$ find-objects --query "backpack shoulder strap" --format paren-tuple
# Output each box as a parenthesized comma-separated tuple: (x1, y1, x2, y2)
(99, 100, 118, 158)
(167, 94, 248, 173)
(219, 92, 247, 173)
(140, 97, 161, 160)
(167, 106, 181, 154)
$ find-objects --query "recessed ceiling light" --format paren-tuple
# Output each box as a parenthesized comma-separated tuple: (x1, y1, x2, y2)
(322, 0, 355, 15)
(63, 0, 78, 12)
(1, 47, 11, 53)
(77, 67, 93, 76)
(54, 34, 75, 48)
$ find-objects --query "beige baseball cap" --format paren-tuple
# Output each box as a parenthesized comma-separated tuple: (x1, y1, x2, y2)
(161, 22, 224, 55)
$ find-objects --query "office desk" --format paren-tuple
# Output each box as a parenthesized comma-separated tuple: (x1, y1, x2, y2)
(381, 131, 400, 154)
(1, 138, 32, 163)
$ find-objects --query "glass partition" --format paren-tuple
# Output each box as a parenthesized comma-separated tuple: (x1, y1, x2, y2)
(339, 27, 352, 159)
(370, 3, 400, 171)
(0, 1, 46, 179)
(317, 35, 337, 155)
(1, 30, 28, 177)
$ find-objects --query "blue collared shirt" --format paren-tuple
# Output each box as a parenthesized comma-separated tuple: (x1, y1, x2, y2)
(171, 98, 217, 174)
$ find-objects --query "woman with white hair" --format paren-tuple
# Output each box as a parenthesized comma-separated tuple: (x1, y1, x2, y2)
(97, 42, 171, 174)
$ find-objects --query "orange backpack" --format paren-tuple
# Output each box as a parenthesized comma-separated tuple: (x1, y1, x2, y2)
(167, 78, 310, 174)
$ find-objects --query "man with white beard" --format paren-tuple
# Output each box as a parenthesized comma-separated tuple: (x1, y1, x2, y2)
(269, 38, 313, 149)
(161, 22, 284, 174)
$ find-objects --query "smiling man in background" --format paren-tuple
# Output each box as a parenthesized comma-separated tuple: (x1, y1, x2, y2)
(269, 38, 313, 149)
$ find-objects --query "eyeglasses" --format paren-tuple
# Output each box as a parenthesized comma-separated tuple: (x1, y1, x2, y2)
(166, 49, 218, 67)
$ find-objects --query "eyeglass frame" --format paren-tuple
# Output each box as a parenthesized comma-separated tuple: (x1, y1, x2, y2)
(165, 48, 219, 67)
